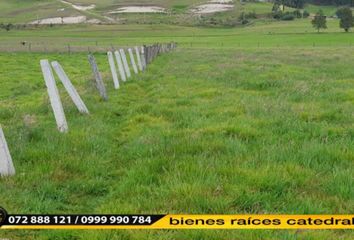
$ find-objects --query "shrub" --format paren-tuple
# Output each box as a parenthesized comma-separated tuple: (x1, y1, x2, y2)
(281, 13, 295, 21)
(293, 9, 302, 18)
(4, 23, 13, 31)
(241, 19, 250, 25)
(302, 10, 310, 18)
(245, 11, 257, 19)
(239, 12, 245, 21)
(272, 10, 283, 19)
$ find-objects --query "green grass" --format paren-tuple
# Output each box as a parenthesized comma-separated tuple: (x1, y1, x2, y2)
(0, 0, 348, 26)
(304, 4, 339, 16)
(0, 14, 354, 239)
(0, 19, 353, 52)
(0, 0, 79, 23)
(171, 4, 189, 13)
(0, 0, 211, 24)
(0, 48, 354, 239)
(241, 2, 275, 15)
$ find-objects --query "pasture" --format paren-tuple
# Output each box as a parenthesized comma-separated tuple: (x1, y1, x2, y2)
(0, 18, 354, 239)
(1, 19, 354, 52)
(0, 0, 344, 24)
(0, 7, 353, 240)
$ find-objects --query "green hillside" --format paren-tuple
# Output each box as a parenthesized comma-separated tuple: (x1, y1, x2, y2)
(0, 0, 353, 239)
(0, 0, 344, 25)
(1, 16, 354, 239)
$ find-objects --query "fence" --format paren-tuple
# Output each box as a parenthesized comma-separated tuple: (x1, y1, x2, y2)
(0, 41, 353, 53)
(0, 42, 177, 177)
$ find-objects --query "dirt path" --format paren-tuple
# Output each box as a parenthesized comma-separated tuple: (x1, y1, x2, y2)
(58, 0, 116, 23)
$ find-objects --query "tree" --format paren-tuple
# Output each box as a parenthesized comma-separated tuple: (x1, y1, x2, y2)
(336, 7, 353, 32)
(312, 10, 327, 32)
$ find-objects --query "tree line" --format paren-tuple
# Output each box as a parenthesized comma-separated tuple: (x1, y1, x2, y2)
(274, 0, 354, 9)
(312, 7, 354, 32)
(310, 0, 354, 7)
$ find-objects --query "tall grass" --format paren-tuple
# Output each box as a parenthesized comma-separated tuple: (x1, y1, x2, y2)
(0, 46, 353, 239)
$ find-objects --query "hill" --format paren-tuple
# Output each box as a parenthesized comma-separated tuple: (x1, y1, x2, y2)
(0, 0, 229, 24)
(0, 13, 354, 239)
(0, 0, 342, 25)
(0, 1, 353, 240)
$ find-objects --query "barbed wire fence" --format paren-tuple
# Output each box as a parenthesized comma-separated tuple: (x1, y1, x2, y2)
(0, 38, 353, 53)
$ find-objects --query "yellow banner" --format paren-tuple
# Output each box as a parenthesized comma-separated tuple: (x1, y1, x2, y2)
(2, 215, 353, 229)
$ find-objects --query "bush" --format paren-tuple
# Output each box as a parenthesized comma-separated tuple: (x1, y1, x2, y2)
(198, 16, 240, 27)
(209, 17, 218, 25)
(302, 10, 310, 18)
(4, 23, 13, 31)
(272, 10, 283, 19)
(241, 19, 250, 25)
(273, 9, 307, 20)
(245, 11, 257, 19)
(293, 9, 302, 18)
(239, 12, 245, 21)
(281, 13, 295, 21)
(240, 11, 257, 21)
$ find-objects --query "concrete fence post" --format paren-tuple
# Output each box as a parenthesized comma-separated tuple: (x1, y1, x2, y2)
(141, 46, 146, 70)
(151, 45, 154, 61)
(88, 54, 108, 101)
(149, 46, 152, 64)
(51, 61, 90, 114)
(107, 51, 120, 89)
(0, 126, 15, 177)
(114, 51, 127, 82)
(40, 59, 69, 132)
(135, 46, 143, 72)
(128, 48, 138, 74)
(155, 44, 158, 57)
(151, 45, 155, 60)
(145, 46, 149, 65)
(119, 49, 131, 79)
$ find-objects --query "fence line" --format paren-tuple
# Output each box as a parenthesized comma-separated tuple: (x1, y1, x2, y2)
(0, 42, 174, 53)
(0, 42, 177, 177)
(0, 41, 353, 53)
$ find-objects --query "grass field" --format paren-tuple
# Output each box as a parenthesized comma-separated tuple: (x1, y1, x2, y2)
(0, 0, 75, 23)
(241, 2, 275, 15)
(0, 0, 205, 24)
(1, 47, 353, 239)
(1, 19, 354, 52)
(0, 6, 354, 240)
(0, 0, 345, 25)
(304, 4, 338, 16)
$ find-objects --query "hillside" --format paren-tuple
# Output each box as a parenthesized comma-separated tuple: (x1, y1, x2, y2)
(0, 0, 342, 25)
(1, 38, 354, 240)
(0, 0, 230, 24)
(0, 0, 353, 239)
